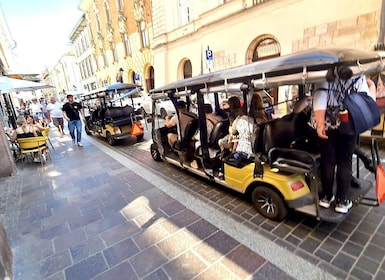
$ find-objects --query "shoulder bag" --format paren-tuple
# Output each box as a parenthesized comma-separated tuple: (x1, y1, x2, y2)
(343, 91, 380, 134)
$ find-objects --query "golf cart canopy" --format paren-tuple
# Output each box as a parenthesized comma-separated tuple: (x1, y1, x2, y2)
(150, 48, 384, 95)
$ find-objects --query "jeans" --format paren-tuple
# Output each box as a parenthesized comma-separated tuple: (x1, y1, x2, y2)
(233, 151, 248, 160)
(68, 120, 82, 143)
(319, 129, 356, 201)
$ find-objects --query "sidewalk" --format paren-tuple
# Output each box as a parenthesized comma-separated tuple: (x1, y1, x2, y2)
(0, 131, 334, 280)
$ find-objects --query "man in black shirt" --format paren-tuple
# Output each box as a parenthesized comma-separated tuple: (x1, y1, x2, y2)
(62, 94, 85, 147)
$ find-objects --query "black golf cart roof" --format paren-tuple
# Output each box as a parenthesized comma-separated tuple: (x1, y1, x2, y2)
(80, 83, 142, 101)
(150, 48, 383, 97)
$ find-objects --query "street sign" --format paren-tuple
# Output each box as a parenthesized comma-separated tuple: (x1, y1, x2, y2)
(206, 49, 213, 61)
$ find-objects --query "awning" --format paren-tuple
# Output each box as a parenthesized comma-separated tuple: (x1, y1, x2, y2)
(0, 76, 53, 92)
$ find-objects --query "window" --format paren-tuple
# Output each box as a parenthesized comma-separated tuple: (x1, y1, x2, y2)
(80, 63, 85, 80)
(104, 1, 111, 24)
(123, 34, 132, 56)
(93, 2, 101, 32)
(88, 58, 94, 75)
(117, 0, 124, 11)
(252, 37, 280, 62)
(139, 21, 149, 49)
(102, 53, 107, 68)
(183, 60, 192, 78)
(112, 43, 118, 62)
(178, 0, 191, 26)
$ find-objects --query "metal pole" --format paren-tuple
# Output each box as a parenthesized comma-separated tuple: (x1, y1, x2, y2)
(376, 0, 385, 50)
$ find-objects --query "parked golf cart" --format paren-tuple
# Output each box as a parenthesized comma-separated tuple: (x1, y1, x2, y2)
(149, 48, 383, 222)
(81, 83, 144, 145)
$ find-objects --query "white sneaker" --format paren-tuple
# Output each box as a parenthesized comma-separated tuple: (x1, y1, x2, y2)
(33, 158, 41, 163)
(319, 195, 335, 209)
(77, 142, 83, 147)
(335, 199, 353, 214)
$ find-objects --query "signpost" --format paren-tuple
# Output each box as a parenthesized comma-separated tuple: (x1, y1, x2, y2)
(206, 46, 213, 72)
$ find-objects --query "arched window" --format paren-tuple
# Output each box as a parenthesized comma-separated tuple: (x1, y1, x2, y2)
(252, 37, 280, 62)
(145, 66, 154, 92)
(183, 60, 192, 78)
(247, 35, 281, 104)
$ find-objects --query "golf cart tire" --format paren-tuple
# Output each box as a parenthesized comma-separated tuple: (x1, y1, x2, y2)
(251, 186, 288, 221)
(85, 125, 92, 135)
(106, 131, 116, 146)
(136, 133, 144, 141)
(150, 143, 162, 161)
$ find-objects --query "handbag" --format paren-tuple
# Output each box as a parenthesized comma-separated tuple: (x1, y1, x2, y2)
(343, 91, 380, 134)
(130, 122, 143, 136)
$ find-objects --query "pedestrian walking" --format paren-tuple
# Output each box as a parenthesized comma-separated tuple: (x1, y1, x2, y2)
(29, 97, 43, 122)
(47, 97, 65, 137)
(62, 94, 85, 147)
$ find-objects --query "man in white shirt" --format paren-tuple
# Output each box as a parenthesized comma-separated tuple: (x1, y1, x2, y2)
(30, 98, 43, 121)
(47, 97, 64, 137)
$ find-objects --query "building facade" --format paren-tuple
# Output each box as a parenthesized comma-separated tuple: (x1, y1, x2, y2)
(150, 0, 383, 89)
(79, 0, 154, 92)
(69, 14, 98, 93)
(48, 49, 81, 102)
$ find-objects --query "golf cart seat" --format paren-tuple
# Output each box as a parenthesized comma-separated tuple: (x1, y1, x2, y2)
(105, 105, 134, 126)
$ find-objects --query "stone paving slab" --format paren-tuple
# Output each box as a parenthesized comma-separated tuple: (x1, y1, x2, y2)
(112, 134, 385, 280)
(0, 134, 316, 280)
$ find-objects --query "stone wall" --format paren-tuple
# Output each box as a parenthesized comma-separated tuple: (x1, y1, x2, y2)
(293, 11, 380, 52)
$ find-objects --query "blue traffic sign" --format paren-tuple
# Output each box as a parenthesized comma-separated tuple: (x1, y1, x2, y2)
(206, 49, 213, 60)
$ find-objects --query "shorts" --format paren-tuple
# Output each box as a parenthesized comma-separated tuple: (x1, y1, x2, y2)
(52, 117, 64, 127)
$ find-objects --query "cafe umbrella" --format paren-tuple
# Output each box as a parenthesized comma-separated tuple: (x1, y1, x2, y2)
(0, 76, 53, 128)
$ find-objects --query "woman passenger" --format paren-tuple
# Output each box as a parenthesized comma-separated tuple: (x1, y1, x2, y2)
(230, 107, 254, 162)
(218, 96, 242, 152)
(11, 116, 47, 163)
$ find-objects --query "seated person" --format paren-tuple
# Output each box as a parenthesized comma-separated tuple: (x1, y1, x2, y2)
(26, 114, 44, 135)
(218, 96, 242, 152)
(11, 116, 47, 163)
(191, 104, 224, 168)
(165, 100, 196, 149)
(230, 108, 254, 162)
(249, 92, 269, 124)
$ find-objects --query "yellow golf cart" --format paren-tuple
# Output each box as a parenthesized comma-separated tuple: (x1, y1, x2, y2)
(150, 48, 383, 222)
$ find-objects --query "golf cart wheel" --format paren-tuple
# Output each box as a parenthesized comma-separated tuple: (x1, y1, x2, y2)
(160, 108, 167, 119)
(150, 143, 162, 161)
(85, 125, 91, 135)
(106, 132, 116, 146)
(251, 186, 288, 221)
(136, 133, 144, 141)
